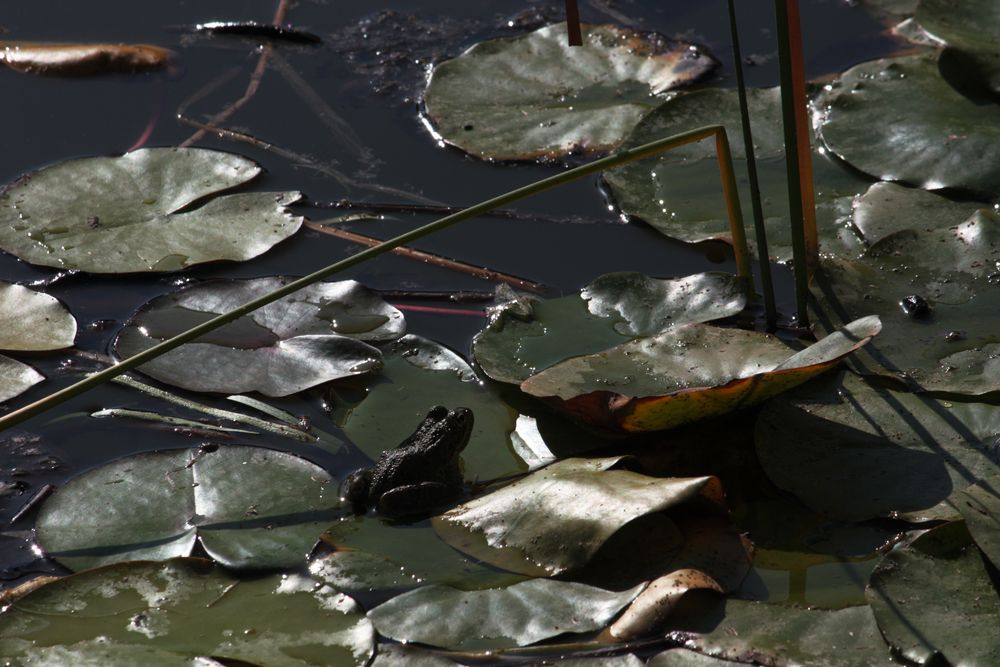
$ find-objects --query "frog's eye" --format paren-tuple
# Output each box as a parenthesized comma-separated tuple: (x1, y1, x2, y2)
(426, 405, 449, 420)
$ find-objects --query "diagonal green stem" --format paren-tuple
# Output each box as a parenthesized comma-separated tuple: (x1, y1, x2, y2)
(0, 126, 752, 432)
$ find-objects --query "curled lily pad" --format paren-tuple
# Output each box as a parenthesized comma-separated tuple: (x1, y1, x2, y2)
(0, 281, 76, 350)
(368, 578, 644, 650)
(818, 53, 1000, 196)
(849, 181, 980, 250)
(867, 521, 1000, 665)
(36, 445, 340, 571)
(519, 316, 880, 432)
(473, 272, 746, 386)
(423, 23, 716, 161)
(667, 597, 892, 666)
(338, 334, 523, 481)
(602, 87, 872, 260)
(0, 147, 302, 273)
(115, 277, 399, 396)
(0, 558, 375, 667)
(434, 456, 723, 576)
(810, 201, 1000, 395)
(756, 372, 1000, 522)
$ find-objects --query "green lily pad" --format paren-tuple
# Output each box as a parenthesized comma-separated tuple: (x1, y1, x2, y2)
(0, 147, 302, 273)
(115, 277, 398, 396)
(667, 597, 892, 666)
(867, 521, 1000, 665)
(312, 517, 523, 592)
(756, 372, 1000, 522)
(0, 281, 76, 350)
(368, 578, 644, 650)
(0, 354, 44, 403)
(473, 272, 746, 386)
(858, 0, 919, 23)
(849, 181, 981, 250)
(916, 0, 1000, 93)
(957, 474, 1000, 569)
(520, 316, 880, 432)
(810, 202, 1000, 395)
(36, 445, 340, 571)
(338, 334, 524, 482)
(0, 558, 375, 667)
(434, 456, 723, 576)
(818, 52, 1000, 197)
(602, 87, 872, 260)
(423, 23, 716, 161)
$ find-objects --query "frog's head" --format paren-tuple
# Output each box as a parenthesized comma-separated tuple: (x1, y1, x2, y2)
(422, 405, 474, 459)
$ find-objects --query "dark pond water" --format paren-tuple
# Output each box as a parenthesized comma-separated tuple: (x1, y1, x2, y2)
(0, 0, 904, 623)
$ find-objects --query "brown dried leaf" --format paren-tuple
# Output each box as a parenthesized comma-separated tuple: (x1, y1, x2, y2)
(0, 42, 174, 76)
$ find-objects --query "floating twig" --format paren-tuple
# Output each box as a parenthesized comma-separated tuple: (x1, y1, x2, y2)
(179, 0, 290, 147)
(305, 220, 546, 293)
(375, 289, 496, 302)
(91, 407, 258, 435)
(391, 304, 487, 318)
(10, 484, 55, 524)
(310, 198, 613, 225)
(193, 21, 322, 45)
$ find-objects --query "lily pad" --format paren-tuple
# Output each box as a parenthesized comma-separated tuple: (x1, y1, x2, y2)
(423, 22, 716, 161)
(667, 597, 892, 666)
(602, 87, 872, 259)
(849, 181, 981, 250)
(916, 0, 1000, 93)
(0, 558, 375, 667)
(0, 355, 44, 403)
(810, 202, 1000, 395)
(756, 372, 1000, 522)
(35, 445, 340, 571)
(0, 281, 76, 350)
(115, 277, 398, 396)
(520, 316, 880, 432)
(312, 517, 523, 592)
(957, 473, 1000, 569)
(434, 456, 723, 576)
(473, 272, 746, 386)
(338, 334, 523, 482)
(0, 147, 302, 273)
(367, 578, 644, 649)
(867, 521, 1000, 665)
(818, 52, 1000, 197)
(648, 649, 750, 667)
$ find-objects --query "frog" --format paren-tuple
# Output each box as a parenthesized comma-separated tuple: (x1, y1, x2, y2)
(341, 405, 473, 519)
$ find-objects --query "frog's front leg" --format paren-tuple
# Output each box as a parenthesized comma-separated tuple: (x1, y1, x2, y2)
(376, 481, 460, 519)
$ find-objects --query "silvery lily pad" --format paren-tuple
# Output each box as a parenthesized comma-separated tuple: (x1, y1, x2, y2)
(867, 521, 1000, 665)
(818, 53, 1000, 197)
(115, 277, 400, 396)
(603, 87, 872, 259)
(473, 272, 746, 386)
(519, 316, 880, 432)
(367, 578, 644, 650)
(36, 445, 340, 571)
(0, 559, 375, 666)
(756, 372, 1000, 522)
(0, 147, 302, 273)
(423, 22, 716, 161)
(0, 281, 77, 402)
(434, 456, 723, 576)
(810, 202, 1000, 395)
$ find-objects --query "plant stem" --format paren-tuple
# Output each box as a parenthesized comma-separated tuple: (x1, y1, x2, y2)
(305, 220, 546, 293)
(0, 125, 752, 432)
(727, 0, 777, 331)
(774, 0, 817, 326)
(565, 0, 583, 45)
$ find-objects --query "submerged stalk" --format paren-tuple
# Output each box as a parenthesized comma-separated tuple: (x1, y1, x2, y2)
(774, 0, 818, 326)
(727, 0, 777, 331)
(0, 126, 752, 432)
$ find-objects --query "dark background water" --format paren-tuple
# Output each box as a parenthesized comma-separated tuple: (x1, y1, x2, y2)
(0, 0, 899, 597)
